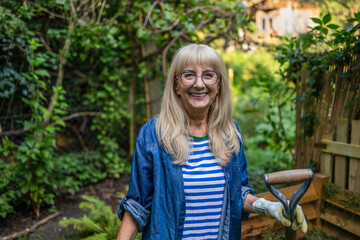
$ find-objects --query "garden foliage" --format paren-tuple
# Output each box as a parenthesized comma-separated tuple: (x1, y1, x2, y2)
(58, 195, 142, 240)
(0, 0, 251, 218)
(222, 49, 296, 193)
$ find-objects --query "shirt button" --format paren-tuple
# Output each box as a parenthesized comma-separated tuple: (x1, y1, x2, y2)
(179, 220, 183, 223)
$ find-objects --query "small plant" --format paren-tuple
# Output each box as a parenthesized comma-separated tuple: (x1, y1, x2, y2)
(260, 229, 284, 240)
(59, 195, 142, 240)
(304, 230, 331, 240)
(340, 191, 360, 212)
(322, 182, 339, 200)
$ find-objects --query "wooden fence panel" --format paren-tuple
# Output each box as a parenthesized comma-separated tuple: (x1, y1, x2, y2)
(334, 119, 348, 188)
(320, 118, 360, 192)
(320, 133, 333, 179)
(349, 120, 360, 193)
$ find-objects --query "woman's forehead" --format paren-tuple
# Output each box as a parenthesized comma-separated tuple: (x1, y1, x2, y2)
(182, 65, 214, 71)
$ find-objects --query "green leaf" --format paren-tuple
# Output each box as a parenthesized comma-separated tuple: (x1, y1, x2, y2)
(355, 12, 360, 20)
(56, 0, 66, 5)
(312, 26, 322, 31)
(35, 69, 50, 78)
(21, 184, 29, 194)
(321, 27, 328, 35)
(327, 24, 339, 29)
(23, 121, 35, 131)
(348, 18, 358, 23)
(36, 167, 45, 177)
(311, 18, 322, 25)
(322, 13, 331, 25)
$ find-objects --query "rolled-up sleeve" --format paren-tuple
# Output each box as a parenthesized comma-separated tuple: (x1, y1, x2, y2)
(117, 127, 154, 232)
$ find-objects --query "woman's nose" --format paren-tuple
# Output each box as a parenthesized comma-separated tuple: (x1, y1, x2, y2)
(193, 75, 205, 87)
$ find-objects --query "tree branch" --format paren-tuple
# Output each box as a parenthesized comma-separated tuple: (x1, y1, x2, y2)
(142, 0, 161, 29)
(204, 15, 236, 44)
(96, 0, 106, 24)
(162, 29, 185, 82)
(0, 213, 60, 240)
(25, 0, 64, 19)
(160, 8, 236, 81)
(0, 112, 102, 137)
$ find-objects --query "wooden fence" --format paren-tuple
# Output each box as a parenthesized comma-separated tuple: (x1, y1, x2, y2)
(318, 118, 360, 239)
(320, 119, 360, 193)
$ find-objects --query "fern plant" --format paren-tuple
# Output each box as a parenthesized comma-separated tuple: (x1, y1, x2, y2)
(59, 195, 142, 240)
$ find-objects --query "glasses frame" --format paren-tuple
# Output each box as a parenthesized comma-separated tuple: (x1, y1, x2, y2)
(177, 70, 221, 86)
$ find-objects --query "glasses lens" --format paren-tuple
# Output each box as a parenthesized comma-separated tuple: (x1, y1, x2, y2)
(179, 71, 219, 86)
(202, 71, 218, 85)
(180, 72, 196, 85)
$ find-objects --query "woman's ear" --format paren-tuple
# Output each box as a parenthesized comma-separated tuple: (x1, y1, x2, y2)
(174, 78, 180, 95)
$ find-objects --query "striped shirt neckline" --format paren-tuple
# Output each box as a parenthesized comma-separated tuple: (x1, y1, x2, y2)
(181, 136, 225, 240)
(188, 134, 208, 140)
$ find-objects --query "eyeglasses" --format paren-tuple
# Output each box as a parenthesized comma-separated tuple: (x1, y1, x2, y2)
(177, 70, 220, 86)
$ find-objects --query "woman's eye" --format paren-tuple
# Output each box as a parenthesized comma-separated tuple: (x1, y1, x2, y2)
(184, 73, 195, 78)
(203, 73, 214, 79)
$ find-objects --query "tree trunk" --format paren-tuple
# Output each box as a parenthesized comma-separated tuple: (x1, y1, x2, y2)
(44, 16, 75, 124)
(129, 32, 137, 156)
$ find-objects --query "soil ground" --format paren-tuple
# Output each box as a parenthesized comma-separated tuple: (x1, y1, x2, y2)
(0, 176, 130, 240)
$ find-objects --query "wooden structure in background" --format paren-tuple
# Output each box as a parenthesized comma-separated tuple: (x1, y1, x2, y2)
(289, 40, 360, 239)
(321, 119, 360, 192)
(294, 60, 360, 170)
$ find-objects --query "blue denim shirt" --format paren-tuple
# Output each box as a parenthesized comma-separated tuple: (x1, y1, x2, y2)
(118, 117, 255, 240)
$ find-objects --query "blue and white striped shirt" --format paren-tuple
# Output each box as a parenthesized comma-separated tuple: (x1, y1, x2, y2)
(181, 135, 225, 240)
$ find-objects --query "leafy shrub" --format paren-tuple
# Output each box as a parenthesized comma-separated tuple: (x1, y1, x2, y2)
(59, 195, 142, 240)
(0, 137, 18, 218)
(55, 151, 109, 195)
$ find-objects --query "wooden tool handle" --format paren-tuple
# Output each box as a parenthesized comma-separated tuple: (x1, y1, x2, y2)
(265, 169, 312, 185)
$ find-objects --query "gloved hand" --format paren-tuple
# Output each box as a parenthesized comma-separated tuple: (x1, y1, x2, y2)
(252, 198, 307, 233)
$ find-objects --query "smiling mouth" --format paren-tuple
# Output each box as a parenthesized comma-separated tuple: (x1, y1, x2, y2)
(190, 93, 207, 97)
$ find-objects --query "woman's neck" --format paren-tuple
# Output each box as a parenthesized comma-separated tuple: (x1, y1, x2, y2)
(188, 117, 208, 137)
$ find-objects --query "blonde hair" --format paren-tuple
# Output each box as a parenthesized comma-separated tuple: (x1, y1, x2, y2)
(156, 44, 241, 166)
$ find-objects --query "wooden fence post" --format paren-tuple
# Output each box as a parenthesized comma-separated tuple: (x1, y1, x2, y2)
(349, 120, 360, 192)
(312, 173, 330, 229)
(334, 119, 348, 189)
(320, 133, 333, 179)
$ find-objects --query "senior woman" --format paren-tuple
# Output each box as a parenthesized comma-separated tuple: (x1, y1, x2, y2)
(117, 44, 307, 240)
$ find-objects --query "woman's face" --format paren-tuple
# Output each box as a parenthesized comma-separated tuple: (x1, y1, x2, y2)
(175, 65, 220, 118)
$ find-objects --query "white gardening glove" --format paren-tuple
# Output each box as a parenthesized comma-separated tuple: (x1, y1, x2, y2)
(252, 198, 307, 233)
